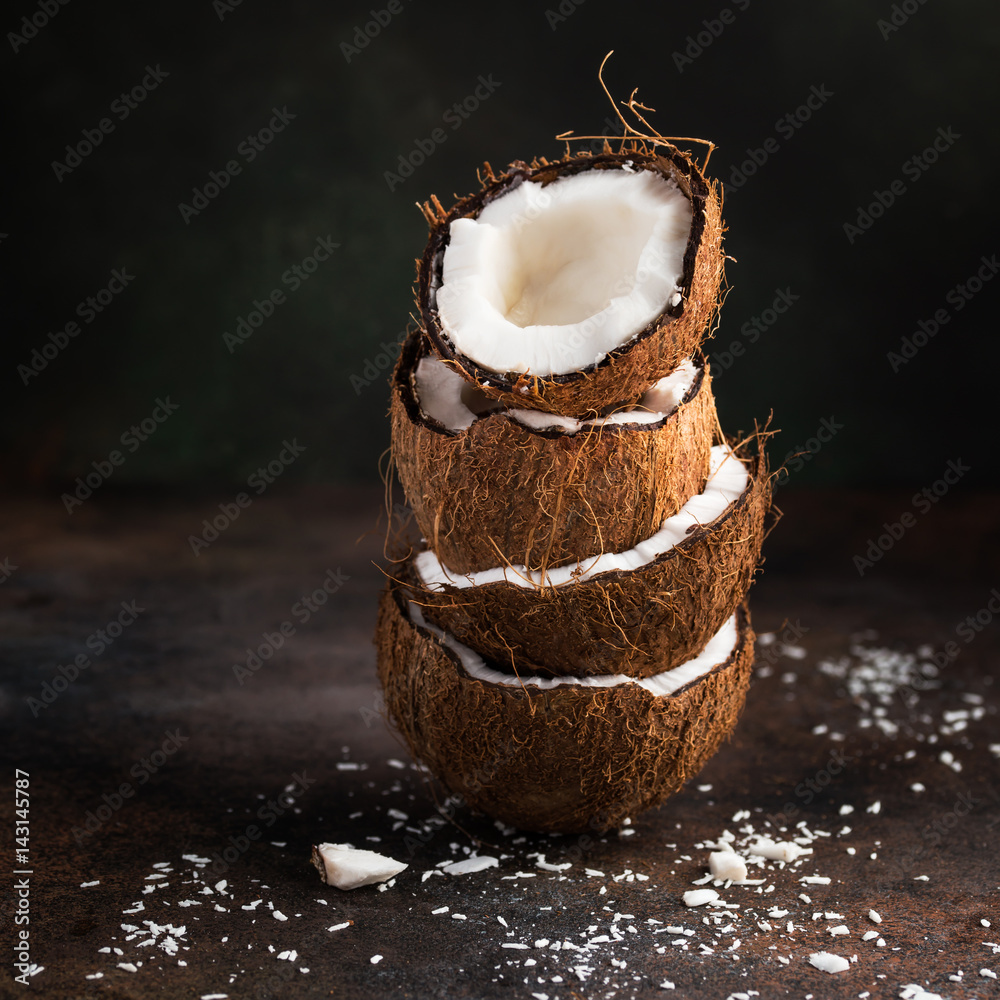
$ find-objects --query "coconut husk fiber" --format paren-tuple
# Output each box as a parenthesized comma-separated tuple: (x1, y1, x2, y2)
(376, 581, 755, 834)
(391, 327, 717, 575)
(416, 143, 725, 418)
(397, 438, 772, 680)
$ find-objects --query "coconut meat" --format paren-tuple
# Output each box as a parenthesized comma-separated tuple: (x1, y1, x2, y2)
(436, 168, 693, 376)
(409, 602, 739, 698)
(415, 443, 748, 590)
(414, 354, 698, 434)
(311, 843, 408, 889)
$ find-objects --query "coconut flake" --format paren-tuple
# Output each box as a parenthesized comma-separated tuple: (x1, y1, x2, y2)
(436, 168, 692, 376)
(748, 839, 805, 863)
(415, 444, 748, 591)
(311, 843, 407, 890)
(442, 856, 499, 876)
(808, 951, 850, 973)
(683, 889, 719, 907)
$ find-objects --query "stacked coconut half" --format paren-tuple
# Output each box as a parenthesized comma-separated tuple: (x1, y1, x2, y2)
(377, 144, 772, 834)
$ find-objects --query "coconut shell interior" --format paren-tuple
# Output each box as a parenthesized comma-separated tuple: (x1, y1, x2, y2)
(399, 441, 771, 679)
(376, 581, 755, 834)
(416, 144, 725, 418)
(391, 328, 717, 575)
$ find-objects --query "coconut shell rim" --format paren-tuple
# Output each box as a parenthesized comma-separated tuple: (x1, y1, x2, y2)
(386, 578, 752, 704)
(394, 325, 711, 442)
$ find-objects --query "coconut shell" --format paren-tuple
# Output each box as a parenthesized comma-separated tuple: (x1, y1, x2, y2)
(391, 328, 717, 575)
(376, 582, 755, 834)
(416, 144, 725, 418)
(399, 442, 771, 679)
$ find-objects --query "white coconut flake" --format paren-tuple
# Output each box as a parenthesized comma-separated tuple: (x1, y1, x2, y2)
(312, 843, 408, 889)
(410, 601, 739, 699)
(683, 889, 719, 907)
(436, 168, 692, 376)
(748, 839, 805, 863)
(415, 444, 748, 591)
(809, 951, 850, 973)
(442, 856, 499, 876)
(869, 909, 882, 924)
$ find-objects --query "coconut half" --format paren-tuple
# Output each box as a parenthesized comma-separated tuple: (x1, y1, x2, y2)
(417, 145, 724, 417)
(391, 328, 717, 574)
(399, 441, 771, 679)
(376, 581, 755, 833)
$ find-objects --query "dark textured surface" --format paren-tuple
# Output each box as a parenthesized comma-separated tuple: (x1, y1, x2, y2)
(3, 0, 998, 487)
(2, 486, 999, 999)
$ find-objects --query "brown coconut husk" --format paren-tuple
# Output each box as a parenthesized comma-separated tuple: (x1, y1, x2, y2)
(415, 142, 725, 418)
(376, 581, 755, 834)
(397, 437, 772, 679)
(390, 327, 718, 575)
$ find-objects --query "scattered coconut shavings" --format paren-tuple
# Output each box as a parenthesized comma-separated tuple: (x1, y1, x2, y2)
(809, 951, 850, 973)
(311, 843, 407, 889)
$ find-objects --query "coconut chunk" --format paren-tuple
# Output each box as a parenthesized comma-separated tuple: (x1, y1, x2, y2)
(708, 851, 748, 882)
(809, 951, 850, 973)
(310, 843, 407, 889)
(437, 169, 692, 376)
(748, 838, 805, 863)
(683, 889, 719, 907)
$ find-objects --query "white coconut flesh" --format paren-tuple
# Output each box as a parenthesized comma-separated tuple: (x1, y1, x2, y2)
(435, 168, 693, 376)
(414, 443, 749, 590)
(414, 354, 699, 434)
(409, 602, 738, 698)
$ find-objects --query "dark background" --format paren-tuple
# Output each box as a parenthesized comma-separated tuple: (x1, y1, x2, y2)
(2, 0, 997, 492)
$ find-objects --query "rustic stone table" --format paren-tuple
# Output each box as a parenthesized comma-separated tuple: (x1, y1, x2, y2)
(2, 487, 998, 999)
